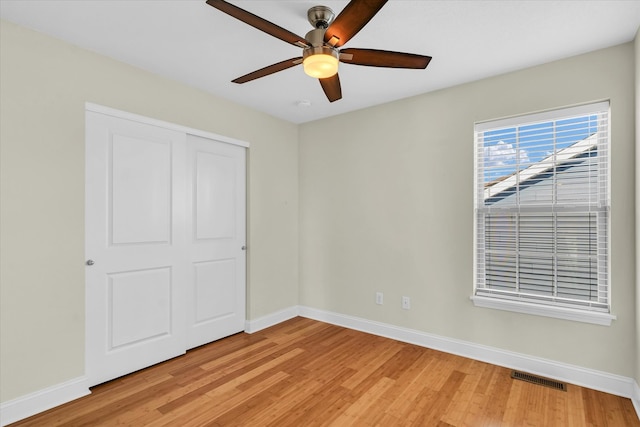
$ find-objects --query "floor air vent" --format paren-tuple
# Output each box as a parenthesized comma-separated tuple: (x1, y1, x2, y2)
(511, 370, 567, 391)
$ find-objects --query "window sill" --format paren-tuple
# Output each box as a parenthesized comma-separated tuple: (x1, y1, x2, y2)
(470, 295, 616, 326)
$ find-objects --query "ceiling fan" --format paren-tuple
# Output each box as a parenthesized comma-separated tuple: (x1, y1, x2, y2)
(205, 0, 432, 103)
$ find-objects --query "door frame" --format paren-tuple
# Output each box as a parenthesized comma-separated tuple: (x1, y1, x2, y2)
(85, 103, 250, 149)
(84, 103, 249, 384)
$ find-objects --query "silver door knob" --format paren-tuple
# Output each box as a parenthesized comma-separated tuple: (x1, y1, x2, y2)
(86, 259, 95, 266)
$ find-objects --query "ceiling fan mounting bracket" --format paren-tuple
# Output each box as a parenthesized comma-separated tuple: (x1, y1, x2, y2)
(307, 5, 335, 29)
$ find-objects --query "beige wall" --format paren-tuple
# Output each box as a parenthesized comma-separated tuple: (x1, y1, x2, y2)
(299, 42, 636, 377)
(0, 20, 299, 402)
(635, 28, 640, 386)
(1, 16, 638, 407)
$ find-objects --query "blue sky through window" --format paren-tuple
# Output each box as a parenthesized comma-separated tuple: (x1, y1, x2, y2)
(482, 115, 598, 183)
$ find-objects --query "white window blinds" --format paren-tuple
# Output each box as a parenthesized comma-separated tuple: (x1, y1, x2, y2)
(474, 102, 610, 312)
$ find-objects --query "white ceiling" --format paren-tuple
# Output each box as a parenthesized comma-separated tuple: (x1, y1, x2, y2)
(1, 1, 639, 124)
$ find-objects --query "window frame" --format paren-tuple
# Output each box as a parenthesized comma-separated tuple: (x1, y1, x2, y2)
(471, 101, 615, 326)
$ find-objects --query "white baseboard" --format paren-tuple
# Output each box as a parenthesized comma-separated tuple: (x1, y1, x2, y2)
(0, 376, 90, 427)
(245, 306, 299, 333)
(298, 305, 640, 409)
(632, 380, 640, 419)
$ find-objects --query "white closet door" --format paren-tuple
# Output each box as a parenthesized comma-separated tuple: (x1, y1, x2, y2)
(85, 112, 187, 386)
(186, 134, 246, 349)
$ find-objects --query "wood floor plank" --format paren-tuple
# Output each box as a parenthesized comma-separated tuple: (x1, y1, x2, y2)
(340, 341, 403, 390)
(411, 370, 467, 426)
(157, 347, 304, 415)
(438, 361, 488, 426)
(265, 368, 356, 427)
(480, 364, 513, 424)
(238, 376, 325, 426)
(9, 317, 639, 427)
(383, 354, 438, 418)
(329, 376, 396, 426)
(201, 371, 294, 426)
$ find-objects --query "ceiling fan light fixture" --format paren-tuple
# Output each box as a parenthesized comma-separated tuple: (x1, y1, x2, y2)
(303, 54, 339, 78)
(303, 46, 339, 79)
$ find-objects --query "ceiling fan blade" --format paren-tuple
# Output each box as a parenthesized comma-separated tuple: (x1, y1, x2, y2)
(340, 48, 431, 69)
(232, 57, 303, 84)
(319, 74, 342, 102)
(323, 0, 388, 48)
(206, 0, 309, 47)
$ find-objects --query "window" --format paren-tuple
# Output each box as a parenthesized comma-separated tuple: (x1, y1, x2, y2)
(472, 102, 614, 325)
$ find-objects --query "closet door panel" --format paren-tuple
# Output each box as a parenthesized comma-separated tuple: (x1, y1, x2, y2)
(186, 134, 246, 349)
(85, 111, 187, 387)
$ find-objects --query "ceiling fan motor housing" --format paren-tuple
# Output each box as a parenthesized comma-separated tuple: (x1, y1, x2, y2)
(303, 27, 339, 66)
(302, 44, 339, 61)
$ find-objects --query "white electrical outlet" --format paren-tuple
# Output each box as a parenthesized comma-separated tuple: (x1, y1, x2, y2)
(402, 296, 410, 310)
(376, 292, 384, 305)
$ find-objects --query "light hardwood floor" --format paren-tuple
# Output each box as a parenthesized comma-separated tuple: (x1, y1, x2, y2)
(10, 317, 640, 426)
